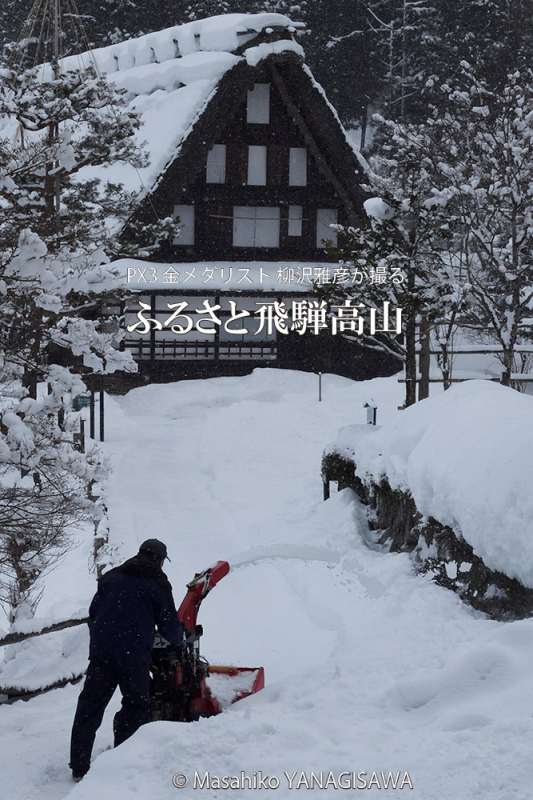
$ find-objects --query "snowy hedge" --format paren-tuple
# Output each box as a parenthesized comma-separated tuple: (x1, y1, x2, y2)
(328, 381, 533, 590)
(0, 626, 88, 696)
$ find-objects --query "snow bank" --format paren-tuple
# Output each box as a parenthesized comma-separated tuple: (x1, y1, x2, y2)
(5, 608, 87, 637)
(0, 625, 88, 693)
(331, 381, 533, 588)
(207, 670, 259, 709)
(5, 372, 533, 800)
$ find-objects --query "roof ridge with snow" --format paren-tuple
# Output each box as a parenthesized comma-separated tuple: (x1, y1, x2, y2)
(60, 13, 305, 78)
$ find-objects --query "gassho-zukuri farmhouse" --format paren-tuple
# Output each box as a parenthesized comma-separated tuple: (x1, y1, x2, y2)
(21, 12, 404, 384)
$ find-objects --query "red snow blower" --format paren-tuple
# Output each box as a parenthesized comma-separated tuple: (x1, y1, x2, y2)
(150, 560, 264, 722)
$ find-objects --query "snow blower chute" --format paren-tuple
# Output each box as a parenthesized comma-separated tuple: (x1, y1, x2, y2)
(150, 560, 264, 722)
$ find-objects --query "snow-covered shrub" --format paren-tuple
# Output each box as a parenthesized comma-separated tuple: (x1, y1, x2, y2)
(0, 52, 171, 622)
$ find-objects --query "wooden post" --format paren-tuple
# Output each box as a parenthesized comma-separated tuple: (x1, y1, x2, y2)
(99, 378, 105, 442)
(418, 317, 431, 401)
(365, 404, 377, 425)
(318, 371, 322, 402)
(89, 391, 95, 439)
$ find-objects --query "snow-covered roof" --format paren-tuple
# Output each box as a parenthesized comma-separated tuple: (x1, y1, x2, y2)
(61, 14, 305, 75)
(76, 16, 305, 196)
(0, 14, 306, 200)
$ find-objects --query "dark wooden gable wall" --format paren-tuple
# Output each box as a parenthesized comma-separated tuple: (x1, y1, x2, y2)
(125, 51, 367, 263)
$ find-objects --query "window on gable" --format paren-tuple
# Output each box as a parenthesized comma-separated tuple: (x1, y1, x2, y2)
(247, 145, 267, 185)
(247, 83, 270, 124)
(288, 205, 303, 236)
(206, 144, 226, 184)
(233, 206, 280, 248)
(316, 208, 338, 248)
(289, 147, 307, 186)
(173, 205, 195, 245)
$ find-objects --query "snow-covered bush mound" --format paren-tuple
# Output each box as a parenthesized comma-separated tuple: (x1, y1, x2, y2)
(333, 381, 533, 588)
(0, 626, 88, 694)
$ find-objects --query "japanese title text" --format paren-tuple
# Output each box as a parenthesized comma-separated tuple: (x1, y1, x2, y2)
(127, 300, 403, 337)
(126, 264, 406, 288)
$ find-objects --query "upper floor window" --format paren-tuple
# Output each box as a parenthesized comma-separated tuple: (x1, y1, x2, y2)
(173, 205, 195, 245)
(247, 145, 267, 186)
(206, 144, 226, 184)
(289, 147, 307, 186)
(247, 83, 270, 124)
(316, 208, 338, 248)
(233, 206, 280, 248)
(288, 205, 303, 237)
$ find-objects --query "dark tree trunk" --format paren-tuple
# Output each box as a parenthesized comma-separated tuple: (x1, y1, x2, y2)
(404, 312, 417, 406)
(418, 316, 430, 401)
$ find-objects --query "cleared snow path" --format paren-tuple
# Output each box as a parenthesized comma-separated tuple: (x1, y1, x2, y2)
(2, 370, 533, 800)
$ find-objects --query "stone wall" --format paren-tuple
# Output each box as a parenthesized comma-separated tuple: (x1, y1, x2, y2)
(322, 452, 533, 619)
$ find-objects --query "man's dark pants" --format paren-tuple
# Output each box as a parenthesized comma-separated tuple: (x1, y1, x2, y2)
(70, 654, 151, 775)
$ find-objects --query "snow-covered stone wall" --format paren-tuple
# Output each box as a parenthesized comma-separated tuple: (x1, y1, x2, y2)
(323, 381, 533, 617)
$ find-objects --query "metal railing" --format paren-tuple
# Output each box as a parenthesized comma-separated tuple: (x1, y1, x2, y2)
(124, 338, 277, 362)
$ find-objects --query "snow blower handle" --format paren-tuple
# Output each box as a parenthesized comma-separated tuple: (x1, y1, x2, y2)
(177, 561, 230, 633)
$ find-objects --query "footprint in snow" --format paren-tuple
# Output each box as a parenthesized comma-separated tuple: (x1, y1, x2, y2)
(441, 712, 492, 731)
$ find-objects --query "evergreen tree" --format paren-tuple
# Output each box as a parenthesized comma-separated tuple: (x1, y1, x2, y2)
(0, 0, 32, 50)
(429, 64, 533, 384)
(332, 62, 532, 403)
(434, 0, 532, 93)
(0, 50, 175, 620)
(183, 0, 233, 20)
(328, 110, 466, 406)
(1, 0, 530, 128)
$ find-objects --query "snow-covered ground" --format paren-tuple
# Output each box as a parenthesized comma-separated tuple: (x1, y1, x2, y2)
(2, 369, 533, 800)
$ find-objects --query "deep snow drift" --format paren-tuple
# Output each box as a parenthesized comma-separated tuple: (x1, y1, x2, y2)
(332, 380, 533, 588)
(1, 370, 533, 800)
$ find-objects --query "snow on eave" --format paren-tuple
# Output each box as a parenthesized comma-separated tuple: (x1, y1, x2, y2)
(244, 39, 305, 67)
(133, 80, 222, 202)
(302, 64, 369, 176)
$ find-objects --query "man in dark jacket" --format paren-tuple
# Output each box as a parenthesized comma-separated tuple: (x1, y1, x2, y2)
(69, 539, 184, 781)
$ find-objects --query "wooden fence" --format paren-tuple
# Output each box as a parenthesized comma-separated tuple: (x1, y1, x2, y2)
(402, 321, 533, 401)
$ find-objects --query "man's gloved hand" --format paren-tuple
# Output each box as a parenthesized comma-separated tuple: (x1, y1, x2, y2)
(167, 644, 184, 662)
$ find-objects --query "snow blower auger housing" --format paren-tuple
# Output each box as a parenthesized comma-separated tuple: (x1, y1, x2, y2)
(150, 561, 264, 722)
